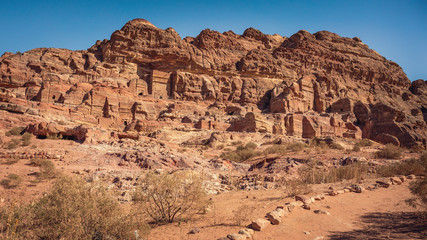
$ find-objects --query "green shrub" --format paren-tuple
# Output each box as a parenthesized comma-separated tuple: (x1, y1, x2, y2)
(37, 160, 58, 179)
(5, 127, 24, 136)
(221, 148, 257, 162)
(134, 171, 207, 223)
(245, 142, 258, 149)
(375, 144, 402, 159)
(0, 174, 22, 189)
(31, 176, 148, 239)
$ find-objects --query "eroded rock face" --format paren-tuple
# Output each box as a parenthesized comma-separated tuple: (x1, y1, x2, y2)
(0, 18, 425, 147)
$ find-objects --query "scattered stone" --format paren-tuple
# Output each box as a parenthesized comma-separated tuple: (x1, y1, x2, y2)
(304, 231, 311, 235)
(238, 229, 254, 238)
(251, 218, 270, 231)
(328, 190, 338, 196)
(227, 233, 245, 240)
(314, 210, 331, 215)
(407, 174, 416, 179)
(343, 188, 351, 193)
(302, 204, 311, 210)
(285, 203, 295, 212)
(272, 207, 286, 217)
(336, 190, 345, 194)
(290, 201, 304, 207)
(189, 228, 200, 234)
(376, 180, 390, 188)
(390, 177, 402, 185)
(295, 195, 312, 204)
(313, 236, 324, 240)
(267, 211, 282, 225)
(398, 176, 405, 182)
(354, 185, 364, 193)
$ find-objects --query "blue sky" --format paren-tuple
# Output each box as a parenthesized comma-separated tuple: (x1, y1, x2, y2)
(0, 0, 425, 80)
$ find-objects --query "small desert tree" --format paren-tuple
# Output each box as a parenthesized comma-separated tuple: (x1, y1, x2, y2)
(134, 171, 207, 223)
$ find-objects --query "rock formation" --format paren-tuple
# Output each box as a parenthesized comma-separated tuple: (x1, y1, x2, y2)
(0, 18, 425, 147)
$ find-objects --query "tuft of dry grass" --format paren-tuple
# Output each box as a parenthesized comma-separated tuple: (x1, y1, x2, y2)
(0, 174, 22, 189)
(300, 162, 369, 184)
(375, 144, 402, 159)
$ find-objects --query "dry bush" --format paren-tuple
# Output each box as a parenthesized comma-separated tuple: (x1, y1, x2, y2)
(31, 176, 149, 239)
(0, 174, 22, 189)
(221, 146, 258, 162)
(21, 133, 32, 147)
(244, 142, 258, 149)
(263, 145, 288, 155)
(30, 159, 59, 180)
(0, 202, 31, 239)
(377, 157, 426, 177)
(300, 163, 369, 184)
(329, 143, 344, 150)
(5, 127, 24, 137)
(232, 205, 255, 226)
(1, 158, 20, 165)
(375, 144, 402, 159)
(134, 171, 208, 223)
(406, 152, 427, 211)
(355, 139, 374, 147)
(352, 144, 361, 152)
(7, 139, 21, 149)
(286, 142, 307, 152)
(282, 179, 312, 197)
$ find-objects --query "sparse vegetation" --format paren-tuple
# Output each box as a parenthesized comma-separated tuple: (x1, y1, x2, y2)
(37, 159, 58, 179)
(21, 133, 32, 146)
(232, 204, 255, 226)
(6, 139, 21, 149)
(375, 143, 402, 159)
(134, 171, 207, 223)
(31, 176, 148, 239)
(406, 152, 427, 211)
(263, 145, 288, 155)
(329, 142, 344, 150)
(221, 142, 259, 162)
(1, 158, 20, 165)
(0, 174, 22, 189)
(5, 127, 24, 136)
(377, 157, 427, 177)
(300, 162, 369, 184)
(263, 142, 307, 155)
(282, 179, 312, 197)
(46, 133, 63, 140)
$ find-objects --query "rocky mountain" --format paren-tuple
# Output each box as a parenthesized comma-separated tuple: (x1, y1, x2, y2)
(0, 18, 425, 147)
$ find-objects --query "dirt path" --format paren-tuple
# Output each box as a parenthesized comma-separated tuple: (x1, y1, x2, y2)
(149, 181, 426, 240)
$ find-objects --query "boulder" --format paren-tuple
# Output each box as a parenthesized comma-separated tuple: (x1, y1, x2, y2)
(251, 218, 270, 231)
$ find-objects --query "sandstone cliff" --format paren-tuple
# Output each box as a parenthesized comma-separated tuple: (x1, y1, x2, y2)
(0, 18, 425, 147)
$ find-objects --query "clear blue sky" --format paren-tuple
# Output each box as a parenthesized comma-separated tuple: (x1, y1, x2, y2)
(1, 0, 425, 81)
